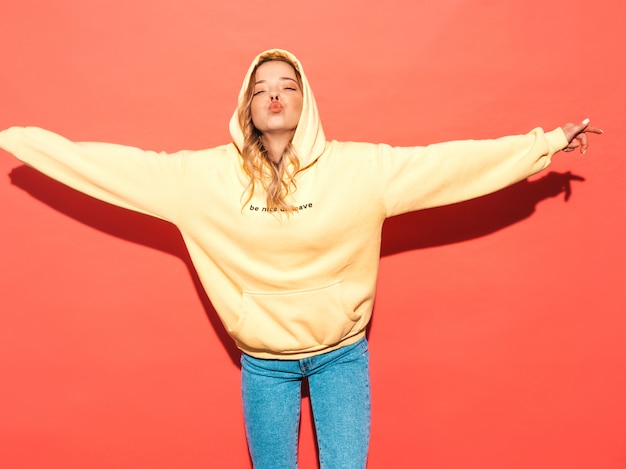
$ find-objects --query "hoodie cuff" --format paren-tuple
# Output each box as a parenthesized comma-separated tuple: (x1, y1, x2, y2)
(545, 127, 569, 154)
(0, 127, 24, 155)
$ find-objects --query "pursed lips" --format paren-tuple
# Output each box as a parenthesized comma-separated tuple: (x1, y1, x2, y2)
(269, 101, 283, 113)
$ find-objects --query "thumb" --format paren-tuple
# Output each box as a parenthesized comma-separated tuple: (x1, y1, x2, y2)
(580, 117, 590, 130)
(563, 118, 590, 144)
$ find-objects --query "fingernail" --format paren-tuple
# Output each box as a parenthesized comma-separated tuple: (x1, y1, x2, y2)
(582, 118, 590, 125)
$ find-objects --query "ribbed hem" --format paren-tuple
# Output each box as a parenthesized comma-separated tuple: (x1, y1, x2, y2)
(237, 330, 367, 360)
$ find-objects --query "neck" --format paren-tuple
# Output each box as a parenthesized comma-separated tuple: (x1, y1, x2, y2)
(260, 131, 295, 163)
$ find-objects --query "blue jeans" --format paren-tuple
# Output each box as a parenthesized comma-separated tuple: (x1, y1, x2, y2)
(241, 338, 371, 469)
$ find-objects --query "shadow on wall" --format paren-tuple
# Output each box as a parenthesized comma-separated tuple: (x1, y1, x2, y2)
(381, 171, 585, 257)
(9, 165, 242, 368)
(8, 166, 585, 365)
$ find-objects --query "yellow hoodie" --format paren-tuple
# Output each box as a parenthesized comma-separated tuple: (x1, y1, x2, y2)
(0, 49, 568, 359)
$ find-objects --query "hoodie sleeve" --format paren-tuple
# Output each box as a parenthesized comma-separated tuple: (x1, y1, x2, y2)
(378, 127, 569, 217)
(0, 126, 188, 223)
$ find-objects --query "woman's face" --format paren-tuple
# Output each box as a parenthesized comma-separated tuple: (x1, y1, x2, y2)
(250, 60, 303, 136)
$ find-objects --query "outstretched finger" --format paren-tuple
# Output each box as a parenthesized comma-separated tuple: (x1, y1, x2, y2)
(585, 125, 604, 135)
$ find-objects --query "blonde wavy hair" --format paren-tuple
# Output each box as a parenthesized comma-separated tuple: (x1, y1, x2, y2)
(238, 51, 303, 212)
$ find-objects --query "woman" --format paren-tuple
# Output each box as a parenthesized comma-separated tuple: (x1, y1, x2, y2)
(0, 49, 602, 468)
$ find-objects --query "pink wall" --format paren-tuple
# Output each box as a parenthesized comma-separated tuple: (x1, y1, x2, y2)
(1, 1, 624, 468)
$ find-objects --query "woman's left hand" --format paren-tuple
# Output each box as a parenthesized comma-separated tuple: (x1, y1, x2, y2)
(561, 118, 603, 154)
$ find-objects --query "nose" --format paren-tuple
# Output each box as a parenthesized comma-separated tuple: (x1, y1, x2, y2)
(270, 92, 280, 101)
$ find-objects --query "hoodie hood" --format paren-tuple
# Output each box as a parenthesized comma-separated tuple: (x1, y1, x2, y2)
(229, 49, 326, 168)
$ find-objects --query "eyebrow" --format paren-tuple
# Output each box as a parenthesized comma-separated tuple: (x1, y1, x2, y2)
(254, 77, 299, 85)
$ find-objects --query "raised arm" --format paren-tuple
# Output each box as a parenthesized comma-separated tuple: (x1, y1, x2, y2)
(0, 126, 190, 223)
(377, 119, 602, 218)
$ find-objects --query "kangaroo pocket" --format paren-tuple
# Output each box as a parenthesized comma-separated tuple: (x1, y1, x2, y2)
(233, 282, 359, 353)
